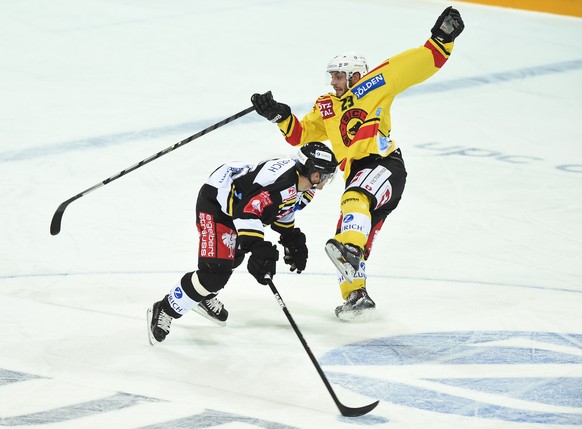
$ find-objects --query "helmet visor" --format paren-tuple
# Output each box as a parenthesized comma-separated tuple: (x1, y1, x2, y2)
(318, 168, 337, 184)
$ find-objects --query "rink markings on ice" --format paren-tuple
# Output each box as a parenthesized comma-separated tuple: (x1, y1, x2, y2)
(0, 369, 42, 386)
(0, 391, 159, 426)
(2, 276, 581, 426)
(3, 332, 581, 426)
(321, 331, 582, 425)
(0, 370, 299, 428)
(414, 142, 582, 174)
(1, 271, 581, 295)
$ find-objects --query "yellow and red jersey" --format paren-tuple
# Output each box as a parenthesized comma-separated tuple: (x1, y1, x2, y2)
(277, 38, 454, 178)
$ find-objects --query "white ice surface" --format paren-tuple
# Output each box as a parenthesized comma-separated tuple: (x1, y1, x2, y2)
(1, 0, 582, 428)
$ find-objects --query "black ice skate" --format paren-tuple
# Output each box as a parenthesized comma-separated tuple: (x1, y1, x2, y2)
(335, 289, 376, 322)
(325, 239, 362, 283)
(193, 296, 228, 327)
(146, 299, 174, 345)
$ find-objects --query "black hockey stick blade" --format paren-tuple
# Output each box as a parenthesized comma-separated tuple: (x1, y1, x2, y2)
(50, 199, 71, 236)
(338, 400, 379, 417)
(50, 182, 106, 236)
(50, 106, 255, 236)
(266, 276, 380, 417)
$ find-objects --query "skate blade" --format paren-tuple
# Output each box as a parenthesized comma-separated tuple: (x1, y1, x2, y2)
(146, 307, 157, 346)
(325, 241, 356, 282)
(193, 305, 227, 327)
(337, 307, 376, 322)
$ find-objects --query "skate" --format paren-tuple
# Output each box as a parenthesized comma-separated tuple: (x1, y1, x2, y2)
(193, 296, 228, 327)
(335, 289, 376, 322)
(325, 239, 362, 283)
(146, 299, 174, 345)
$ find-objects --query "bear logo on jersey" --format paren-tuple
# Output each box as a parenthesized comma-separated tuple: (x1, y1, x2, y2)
(340, 108, 368, 147)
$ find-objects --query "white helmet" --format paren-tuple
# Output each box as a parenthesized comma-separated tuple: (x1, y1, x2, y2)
(326, 52, 368, 86)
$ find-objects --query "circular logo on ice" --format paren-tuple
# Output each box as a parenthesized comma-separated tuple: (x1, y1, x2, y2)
(173, 287, 183, 299)
(320, 331, 582, 425)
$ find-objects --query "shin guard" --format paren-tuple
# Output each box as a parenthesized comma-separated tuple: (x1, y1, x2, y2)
(338, 191, 371, 250)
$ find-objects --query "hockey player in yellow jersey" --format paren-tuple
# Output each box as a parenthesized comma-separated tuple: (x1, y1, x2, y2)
(251, 7, 464, 321)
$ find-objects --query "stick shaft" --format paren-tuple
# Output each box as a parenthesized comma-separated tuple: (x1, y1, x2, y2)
(266, 278, 379, 417)
(50, 106, 255, 235)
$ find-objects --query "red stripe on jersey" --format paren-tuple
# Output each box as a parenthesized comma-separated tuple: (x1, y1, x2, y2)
(366, 60, 388, 75)
(352, 122, 379, 143)
(364, 218, 384, 259)
(285, 116, 303, 146)
(424, 40, 448, 68)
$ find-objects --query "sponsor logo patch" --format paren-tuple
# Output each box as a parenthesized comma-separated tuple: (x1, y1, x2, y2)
(351, 73, 386, 99)
(317, 99, 335, 119)
(315, 149, 332, 161)
(198, 212, 216, 258)
(243, 191, 273, 217)
(280, 186, 297, 202)
(267, 159, 293, 173)
(343, 214, 354, 223)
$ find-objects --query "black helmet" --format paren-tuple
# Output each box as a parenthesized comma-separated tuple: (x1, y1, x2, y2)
(296, 142, 338, 181)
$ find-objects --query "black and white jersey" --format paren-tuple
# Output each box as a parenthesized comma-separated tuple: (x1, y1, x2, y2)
(205, 158, 315, 241)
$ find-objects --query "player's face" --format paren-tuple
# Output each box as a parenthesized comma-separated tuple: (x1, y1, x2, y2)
(330, 71, 348, 97)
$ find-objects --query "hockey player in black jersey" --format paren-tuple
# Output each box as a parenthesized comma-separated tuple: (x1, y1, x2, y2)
(147, 142, 338, 345)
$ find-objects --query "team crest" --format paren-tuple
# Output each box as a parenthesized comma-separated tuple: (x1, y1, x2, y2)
(340, 108, 368, 147)
(221, 232, 237, 258)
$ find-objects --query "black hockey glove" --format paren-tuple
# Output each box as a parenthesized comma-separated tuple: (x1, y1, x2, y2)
(247, 241, 279, 285)
(251, 91, 291, 123)
(431, 6, 464, 43)
(279, 228, 308, 273)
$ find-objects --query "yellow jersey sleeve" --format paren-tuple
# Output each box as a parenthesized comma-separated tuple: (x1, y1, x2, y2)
(277, 102, 328, 146)
(278, 38, 454, 178)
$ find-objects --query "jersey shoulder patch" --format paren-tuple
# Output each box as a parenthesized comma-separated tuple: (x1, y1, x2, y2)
(243, 191, 273, 217)
(316, 94, 336, 119)
(280, 186, 297, 203)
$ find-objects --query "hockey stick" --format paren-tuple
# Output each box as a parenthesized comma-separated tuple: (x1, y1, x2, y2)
(265, 276, 379, 417)
(50, 106, 255, 236)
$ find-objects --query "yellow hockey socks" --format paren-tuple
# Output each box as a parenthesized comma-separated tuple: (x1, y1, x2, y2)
(337, 191, 371, 250)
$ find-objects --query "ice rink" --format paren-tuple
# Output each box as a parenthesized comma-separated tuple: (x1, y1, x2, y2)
(1, 0, 582, 428)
